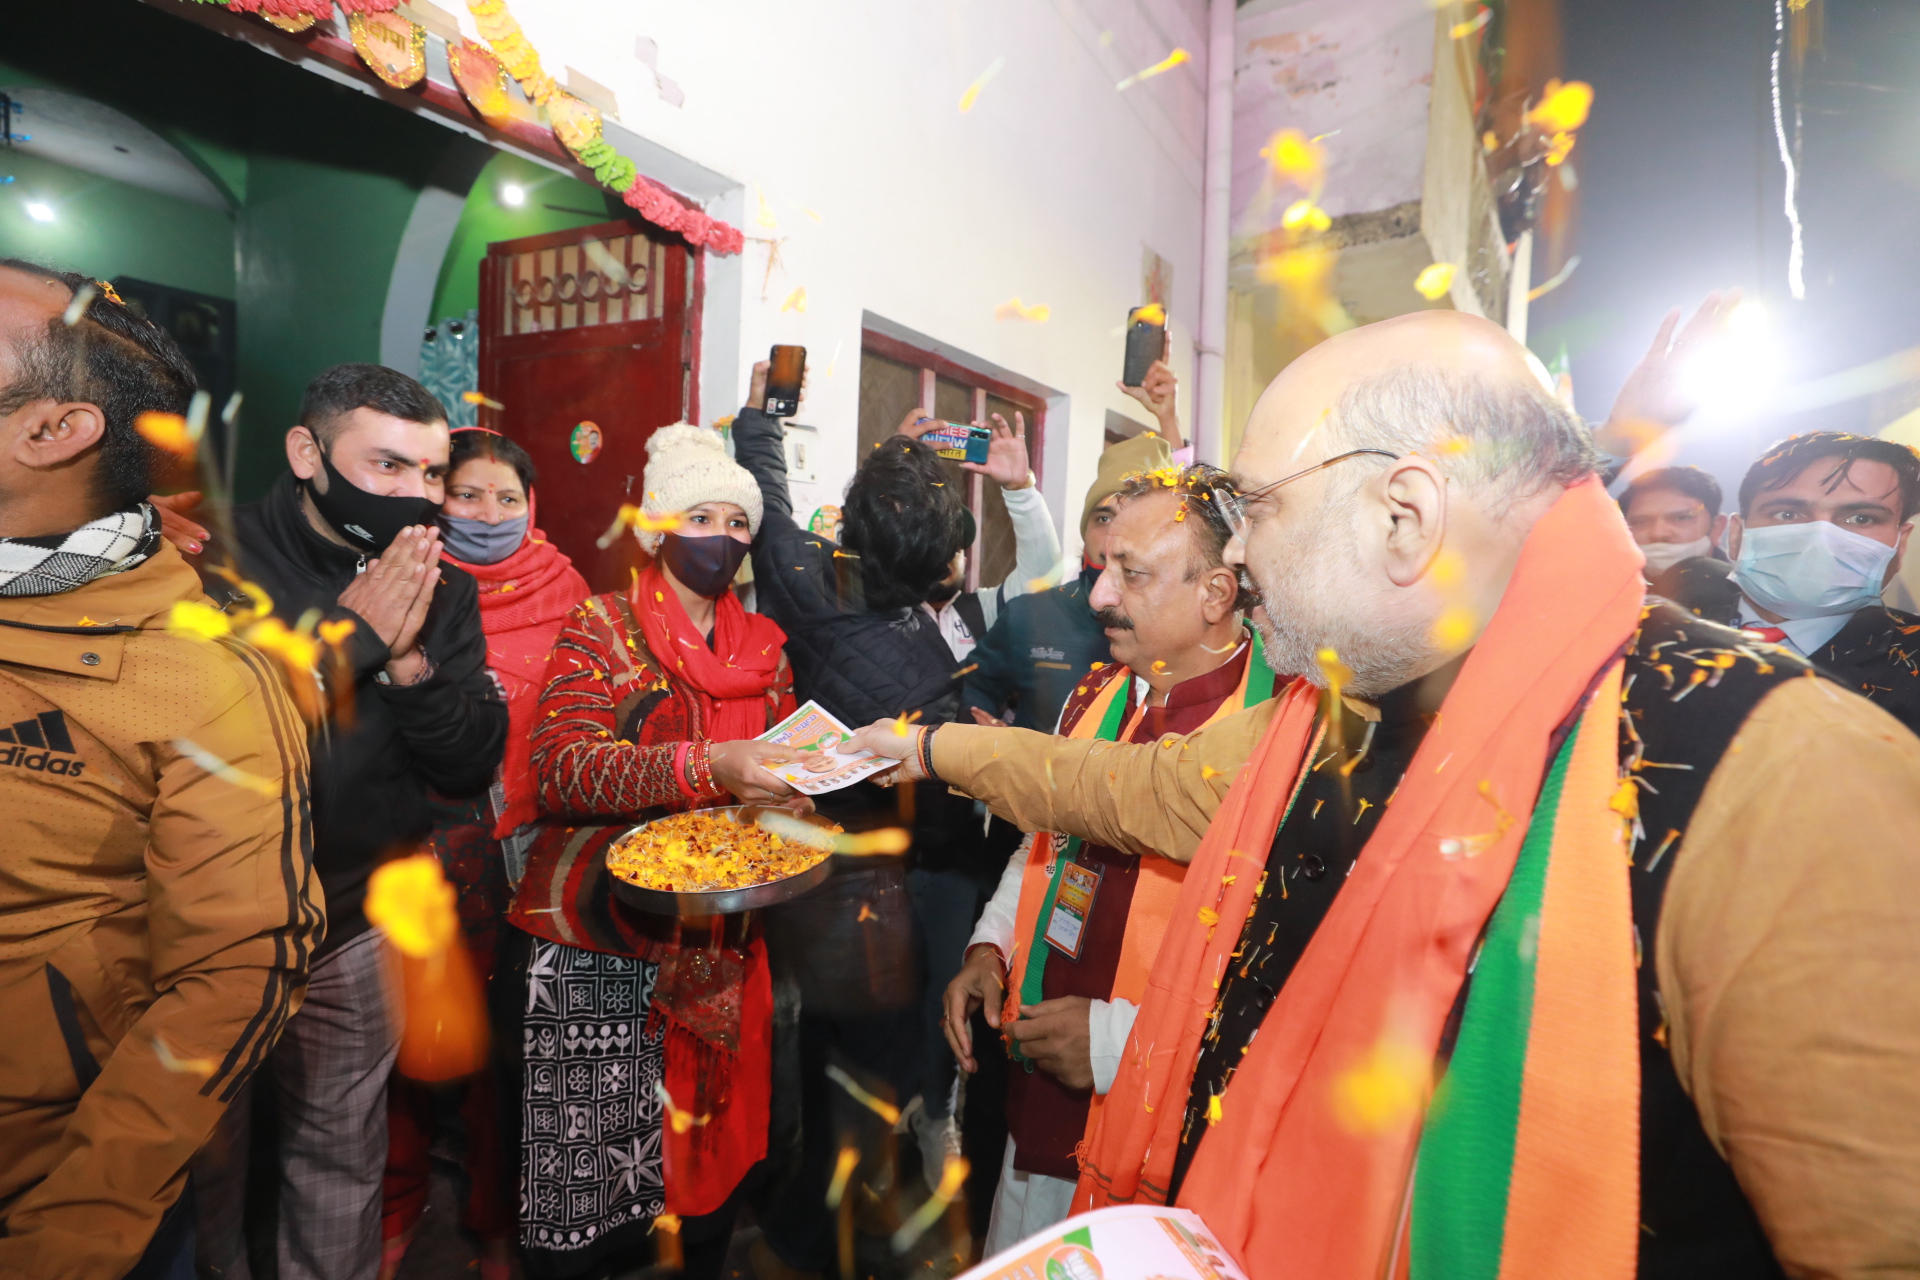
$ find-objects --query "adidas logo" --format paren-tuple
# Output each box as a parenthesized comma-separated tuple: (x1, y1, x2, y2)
(0, 710, 85, 776)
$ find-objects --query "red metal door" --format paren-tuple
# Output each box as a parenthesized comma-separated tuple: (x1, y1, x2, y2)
(478, 218, 699, 593)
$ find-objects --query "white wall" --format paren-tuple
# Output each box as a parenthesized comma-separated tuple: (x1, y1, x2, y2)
(1232, 0, 1435, 225)
(445, 0, 1211, 555)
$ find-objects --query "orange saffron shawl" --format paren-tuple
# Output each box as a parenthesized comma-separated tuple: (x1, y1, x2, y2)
(1074, 477, 1645, 1280)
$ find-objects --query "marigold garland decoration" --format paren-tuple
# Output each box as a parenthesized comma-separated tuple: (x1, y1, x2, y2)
(207, 0, 742, 254)
(206, 0, 332, 19)
(463, 0, 743, 254)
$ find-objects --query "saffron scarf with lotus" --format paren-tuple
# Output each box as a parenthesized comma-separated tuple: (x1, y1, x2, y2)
(1075, 476, 1645, 1280)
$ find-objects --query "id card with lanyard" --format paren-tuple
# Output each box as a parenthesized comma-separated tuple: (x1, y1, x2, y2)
(1010, 633, 1276, 1067)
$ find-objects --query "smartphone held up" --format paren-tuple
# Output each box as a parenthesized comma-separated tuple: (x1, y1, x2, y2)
(1123, 304, 1167, 387)
(921, 421, 993, 465)
(765, 344, 806, 417)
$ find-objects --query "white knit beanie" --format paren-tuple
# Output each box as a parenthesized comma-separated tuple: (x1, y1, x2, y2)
(637, 423, 764, 552)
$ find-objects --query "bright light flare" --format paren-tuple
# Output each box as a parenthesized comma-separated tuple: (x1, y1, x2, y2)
(24, 201, 54, 223)
(1677, 299, 1783, 414)
(499, 182, 527, 208)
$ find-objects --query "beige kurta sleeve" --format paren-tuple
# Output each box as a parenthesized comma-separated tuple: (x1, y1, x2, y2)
(1658, 674, 1920, 1278)
(929, 698, 1278, 863)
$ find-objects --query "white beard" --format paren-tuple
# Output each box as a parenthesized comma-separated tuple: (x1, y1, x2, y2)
(1247, 506, 1444, 699)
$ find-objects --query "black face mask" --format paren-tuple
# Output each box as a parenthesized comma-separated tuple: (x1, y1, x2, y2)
(306, 449, 439, 556)
(660, 532, 750, 599)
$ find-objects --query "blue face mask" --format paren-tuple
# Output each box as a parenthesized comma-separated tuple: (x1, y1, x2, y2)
(439, 514, 527, 565)
(1731, 519, 1896, 620)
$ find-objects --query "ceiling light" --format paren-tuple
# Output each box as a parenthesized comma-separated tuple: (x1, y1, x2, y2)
(500, 183, 526, 208)
(24, 201, 54, 223)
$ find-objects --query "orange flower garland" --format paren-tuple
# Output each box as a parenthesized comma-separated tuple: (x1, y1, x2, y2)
(463, 0, 743, 253)
(202, 0, 743, 253)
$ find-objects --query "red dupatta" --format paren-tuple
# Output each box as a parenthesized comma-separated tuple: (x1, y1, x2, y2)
(627, 560, 785, 744)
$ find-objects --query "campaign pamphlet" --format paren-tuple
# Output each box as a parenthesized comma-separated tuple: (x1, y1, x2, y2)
(756, 700, 896, 795)
(957, 1206, 1249, 1280)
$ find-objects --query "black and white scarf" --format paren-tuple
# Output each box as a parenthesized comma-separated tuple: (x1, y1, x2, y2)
(0, 505, 161, 598)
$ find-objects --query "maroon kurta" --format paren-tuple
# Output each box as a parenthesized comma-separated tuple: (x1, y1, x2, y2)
(1006, 640, 1269, 1178)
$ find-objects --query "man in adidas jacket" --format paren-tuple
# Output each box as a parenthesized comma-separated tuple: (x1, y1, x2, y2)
(0, 259, 320, 1280)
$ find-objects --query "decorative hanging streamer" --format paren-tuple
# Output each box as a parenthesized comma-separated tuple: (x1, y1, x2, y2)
(198, 0, 743, 254)
(465, 0, 744, 253)
(347, 11, 426, 89)
(449, 39, 515, 130)
(202, 0, 333, 19)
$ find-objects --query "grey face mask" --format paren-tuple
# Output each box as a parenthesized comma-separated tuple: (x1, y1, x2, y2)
(439, 514, 527, 565)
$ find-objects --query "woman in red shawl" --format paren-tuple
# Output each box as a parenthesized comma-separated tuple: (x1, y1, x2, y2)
(502, 423, 805, 1280)
(381, 428, 591, 1280)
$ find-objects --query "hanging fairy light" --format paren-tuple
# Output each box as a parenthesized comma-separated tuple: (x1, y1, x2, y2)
(1770, 0, 1806, 300)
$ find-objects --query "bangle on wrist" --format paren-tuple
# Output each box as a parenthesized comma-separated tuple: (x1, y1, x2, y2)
(917, 724, 940, 782)
(688, 741, 721, 797)
(672, 742, 698, 799)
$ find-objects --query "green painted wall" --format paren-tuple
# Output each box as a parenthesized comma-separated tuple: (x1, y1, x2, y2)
(167, 128, 250, 209)
(2, 3, 498, 500)
(430, 151, 615, 324)
(0, 150, 236, 298)
(232, 154, 451, 499)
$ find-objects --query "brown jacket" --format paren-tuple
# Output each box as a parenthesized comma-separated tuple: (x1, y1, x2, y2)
(932, 675, 1920, 1279)
(0, 542, 320, 1280)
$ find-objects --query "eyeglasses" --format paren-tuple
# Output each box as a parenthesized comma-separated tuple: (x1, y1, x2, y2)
(1205, 449, 1400, 541)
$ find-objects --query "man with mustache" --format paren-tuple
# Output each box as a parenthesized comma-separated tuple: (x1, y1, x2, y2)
(854, 310, 1920, 1278)
(945, 462, 1278, 1249)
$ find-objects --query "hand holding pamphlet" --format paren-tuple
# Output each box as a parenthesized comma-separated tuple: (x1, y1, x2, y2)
(756, 700, 898, 795)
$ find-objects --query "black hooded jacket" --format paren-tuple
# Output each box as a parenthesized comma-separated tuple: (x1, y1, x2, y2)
(233, 475, 507, 955)
(733, 408, 961, 726)
(732, 407, 978, 865)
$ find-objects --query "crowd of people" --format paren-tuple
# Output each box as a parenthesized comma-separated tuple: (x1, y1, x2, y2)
(2, 247, 1917, 1280)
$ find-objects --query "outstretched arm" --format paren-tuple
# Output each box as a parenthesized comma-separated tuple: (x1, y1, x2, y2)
(846, 703, 1278, 863)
